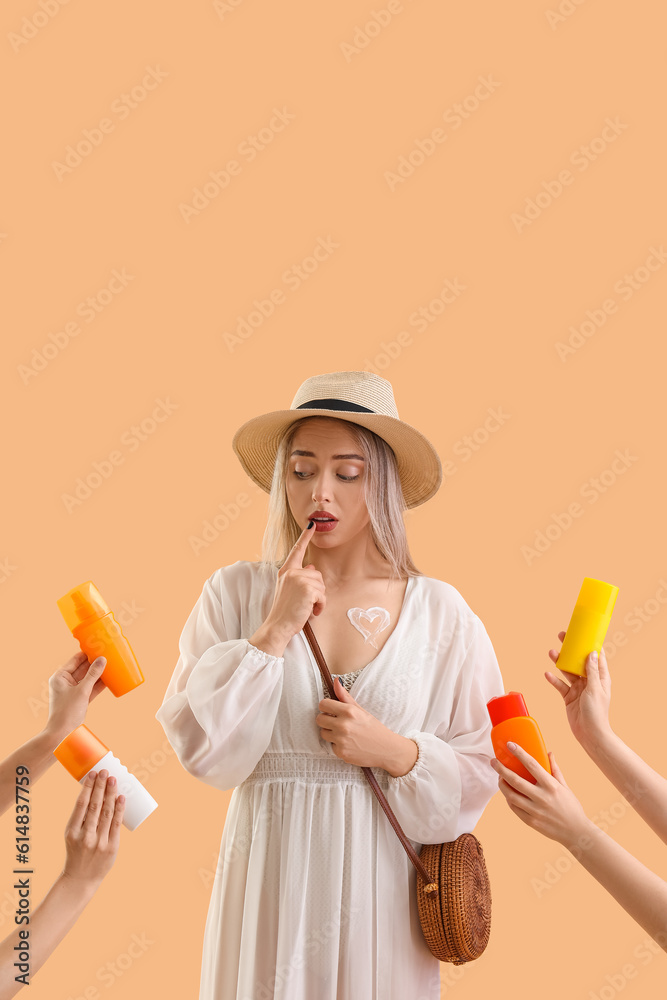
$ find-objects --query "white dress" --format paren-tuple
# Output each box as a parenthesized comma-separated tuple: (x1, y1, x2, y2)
(155, 561, 505, 1000)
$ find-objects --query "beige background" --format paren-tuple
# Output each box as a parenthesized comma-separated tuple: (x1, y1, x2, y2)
(2, 0, 667, 996)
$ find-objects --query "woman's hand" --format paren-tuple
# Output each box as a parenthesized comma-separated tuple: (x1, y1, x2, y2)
(490, 741, 590, 847)
(0, 772, 125, 1000)
(45, 650, 108, 743)
(545, 631, 613, 747)
(315, 677, 401, 769)
(62, 769, 125, 889)
(263, 521, 327, 641)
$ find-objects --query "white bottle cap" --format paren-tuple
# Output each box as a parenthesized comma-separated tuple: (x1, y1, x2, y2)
(54, 726, 158, 831)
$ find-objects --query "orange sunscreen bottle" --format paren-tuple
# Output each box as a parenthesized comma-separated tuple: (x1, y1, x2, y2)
(53, 724, 157, 831)
(556, 577, 619, 677)
(487, 692, 552, 784)
(57, 581, 144, 697)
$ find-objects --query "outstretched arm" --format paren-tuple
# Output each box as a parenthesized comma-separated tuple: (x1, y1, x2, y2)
(547, 638, 667, 846)
(0, 652, 106, 818)
(0, 771, 124, 999)
(491, 742, 667, 951)
(0, 730, 60, 818)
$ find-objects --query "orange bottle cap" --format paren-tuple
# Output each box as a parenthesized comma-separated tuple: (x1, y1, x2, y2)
(53, 724, 109, 781)
(57, 581, 110, 632)
(577, 577, 619, 617)
(487, 691, 529, 726)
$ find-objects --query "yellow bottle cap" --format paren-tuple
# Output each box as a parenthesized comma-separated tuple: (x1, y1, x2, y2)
(578, 577, 619, 617)
(53, 724, 109, 781)
(57, 581, 110, 632)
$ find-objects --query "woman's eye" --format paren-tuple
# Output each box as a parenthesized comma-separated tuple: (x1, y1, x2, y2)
(292, 471, 359, 482)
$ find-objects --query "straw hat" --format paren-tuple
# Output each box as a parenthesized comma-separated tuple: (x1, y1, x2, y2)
(231, 370, 442, 509)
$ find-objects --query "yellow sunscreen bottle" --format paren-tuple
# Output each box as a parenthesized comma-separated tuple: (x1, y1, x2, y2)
(556, 577, 619, 677)
(57, 581, 144, 697)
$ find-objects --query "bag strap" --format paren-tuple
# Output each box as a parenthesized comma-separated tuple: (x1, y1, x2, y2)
(303, 620, 438, 896)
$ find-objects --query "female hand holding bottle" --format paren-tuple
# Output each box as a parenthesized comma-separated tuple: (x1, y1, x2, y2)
(490, 634, 667, 952)
(546, 634, 667, 848)
(489, 735, 587, 845)
(0, 771, 124, 999)
(545, 630, 612, 748)
(45, 649, 109, 743)
(0, 652, 108, 819)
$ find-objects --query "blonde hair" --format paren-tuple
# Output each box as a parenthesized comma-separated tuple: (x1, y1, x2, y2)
(257, 416, 423, 581)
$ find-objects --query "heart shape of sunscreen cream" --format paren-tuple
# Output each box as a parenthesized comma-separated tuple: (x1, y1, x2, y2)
(346, 607, 390, 649)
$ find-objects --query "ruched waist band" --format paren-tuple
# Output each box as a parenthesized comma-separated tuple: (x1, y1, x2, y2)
(241, 751, 391, 789)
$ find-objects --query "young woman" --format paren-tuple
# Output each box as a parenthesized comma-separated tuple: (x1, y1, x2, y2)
(156, 370, 505, 999)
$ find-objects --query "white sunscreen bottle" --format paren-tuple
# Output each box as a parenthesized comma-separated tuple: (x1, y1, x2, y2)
(53, 723, 158, 831)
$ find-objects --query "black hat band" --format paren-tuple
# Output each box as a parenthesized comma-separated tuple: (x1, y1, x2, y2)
(296, 398, 374, 413)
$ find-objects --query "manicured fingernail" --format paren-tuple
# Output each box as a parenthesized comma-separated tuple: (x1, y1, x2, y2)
(507, 741, 516, 750)
(108, 776, 116, 786)
(308, 520, 314, 529)
(590, 651, 598, 662)
(88, 771, 97, 781)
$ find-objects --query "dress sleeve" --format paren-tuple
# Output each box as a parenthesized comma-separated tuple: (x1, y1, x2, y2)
(154, 570, 285, 791)
(382, 615, 505, 845)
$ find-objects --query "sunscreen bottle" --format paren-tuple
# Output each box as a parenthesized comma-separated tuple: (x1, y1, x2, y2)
(57, 581, 144, 697)
(53, 724, 157, 831)
(556, 577, 619, 677)
(487, 692, 552, 784)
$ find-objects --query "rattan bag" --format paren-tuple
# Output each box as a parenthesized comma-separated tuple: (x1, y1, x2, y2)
(304, 621, 492, 964)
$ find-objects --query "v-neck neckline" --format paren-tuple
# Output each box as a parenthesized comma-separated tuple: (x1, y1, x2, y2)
(298, 573, 419, 698)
